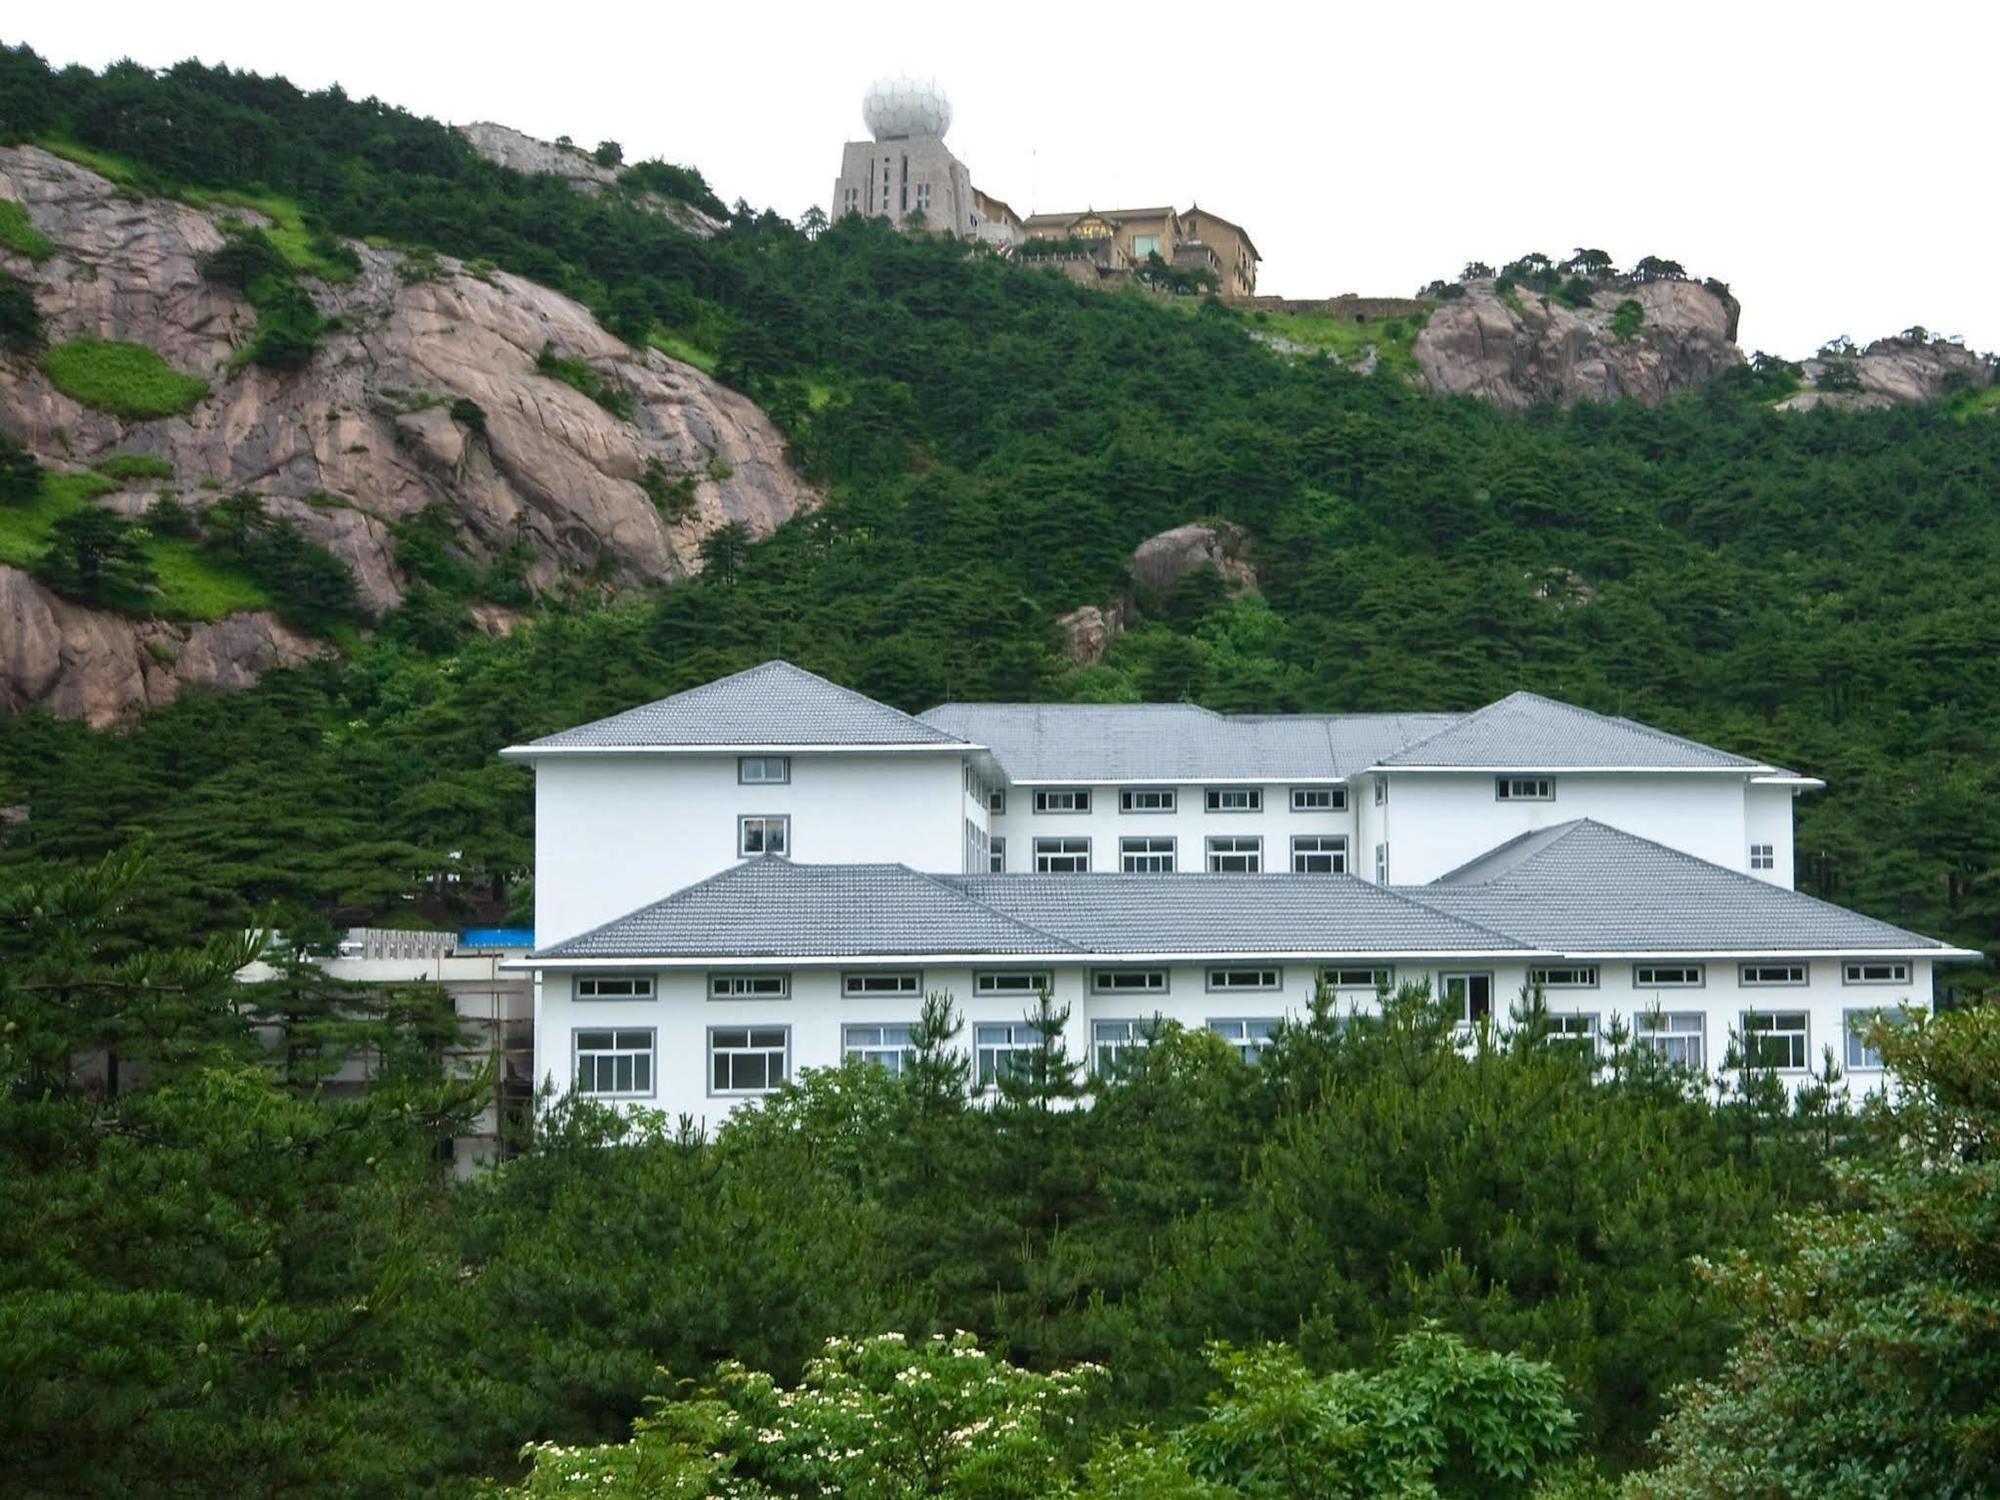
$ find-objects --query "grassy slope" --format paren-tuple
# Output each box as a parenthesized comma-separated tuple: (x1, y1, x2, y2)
(1244, 307, 1431, 376)
(39, 338, 210, 419)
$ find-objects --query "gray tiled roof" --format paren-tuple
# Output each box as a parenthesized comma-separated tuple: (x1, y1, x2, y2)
(1378, 692, 1764, 771)
(1414, 820, 1946, 953)
(943, 873, 1525, 955)
(517, 662, 972, 751)
(539, 860, 1074, 959)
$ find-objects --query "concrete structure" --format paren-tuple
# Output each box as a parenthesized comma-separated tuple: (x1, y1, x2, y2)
(832, 76, 979, 237)
(503, 663, 1972, 1128)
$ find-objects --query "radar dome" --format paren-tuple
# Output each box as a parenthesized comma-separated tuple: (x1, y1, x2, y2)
(862, 76, 952, 141)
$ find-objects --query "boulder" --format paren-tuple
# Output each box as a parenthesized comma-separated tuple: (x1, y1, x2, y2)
(1056, 603, 1123, 667)
(1130, 521, 1258, 596)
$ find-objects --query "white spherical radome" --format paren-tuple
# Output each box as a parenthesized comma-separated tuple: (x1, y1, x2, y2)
(862, 76, 952, 141)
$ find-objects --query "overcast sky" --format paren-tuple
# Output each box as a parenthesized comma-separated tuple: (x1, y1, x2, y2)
(16, 2, 1998, 357)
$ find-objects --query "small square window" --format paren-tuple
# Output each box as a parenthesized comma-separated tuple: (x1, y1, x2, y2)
(1740, 1011, 1809, 1070)
(1843, 1006, 1913, 1070)
(738, 756, 790, 785)
(1120, 836, 1176, 873)
(1034, 836, 1090, 873)
(1208, 1016, 1281, 1063)
(710, 1025, 790, 1094)
(1206, 836, 1262, 873)
(1092, 1018, 1153, 1074)
(988, 788, 1007, 816)
(739, 815, 790, 858)
(575, 1028, 655, 1097)
(1749, 842, 1776, 871)
(974, 1020, 1053, 1090)
(844, 1022, 917, 1076)
(1636, 1011, 1705, 1070)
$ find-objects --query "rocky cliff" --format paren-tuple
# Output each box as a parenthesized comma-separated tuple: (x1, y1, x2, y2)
(1778, 333, 1996, 411)
(1412, 277, 1742, 409)
(0, 144, 815, 722)
(454, 123, 726, 238)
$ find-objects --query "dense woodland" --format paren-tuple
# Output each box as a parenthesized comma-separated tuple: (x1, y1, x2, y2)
(3, 45, 2000, 1498)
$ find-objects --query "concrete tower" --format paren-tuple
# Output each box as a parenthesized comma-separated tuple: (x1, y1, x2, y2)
(831, 76, 978, 238)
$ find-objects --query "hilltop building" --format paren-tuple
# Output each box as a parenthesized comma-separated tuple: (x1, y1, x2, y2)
(830, 77, 979, 237)
(1019, 205, 1261, 297)
(501, 663, 1967, 1125)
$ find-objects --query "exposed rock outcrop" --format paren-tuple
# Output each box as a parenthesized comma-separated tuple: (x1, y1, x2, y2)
(1055, 603, 1124, 667)
(1413, 278, 1741, 409)
(0, 565, 325, 727)
(1130, 520, 1258, 597)
(1778, 334, 1996, 412)
(0, 143, 815, 720)
(454, 123, 725, 238)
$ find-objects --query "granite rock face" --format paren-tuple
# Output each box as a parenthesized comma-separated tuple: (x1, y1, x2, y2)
(1779, 335, 1996, 411)
(1129, 521, 1259, 597)
(1413, 278, 1742, 408)
(454, 122, 725, 238)
(0, 144, 814, 721)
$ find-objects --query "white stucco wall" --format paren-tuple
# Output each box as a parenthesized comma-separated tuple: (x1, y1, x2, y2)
(1745, 784, 1798, 888)
(532, 751, 970, 945)
(987, 783, 1355, 874)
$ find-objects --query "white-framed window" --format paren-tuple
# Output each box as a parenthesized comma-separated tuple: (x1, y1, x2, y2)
(1741, 963, 1807, 986)
(1092, 968, 1168, 995)
(739, 815, 789, 858)
(1208, 967, 1281, 992)
(1749, 843, 1776, 871)
(1120, 836, 1177, 873)
(842, 971, 920, 999)
(1207, 835, 1262, 873)
(1034, 788, 1091, 814)
(1546, 1013, 1600, 1049)
(974, 1020, 1050, 1089)
(1529, 966, 1598, 989)
(1374, 779, 1389, 807)
(1208, 1016, 1281, 1063)
(915, 181, 932, 210)
(989, 836, 1006, 873)
(1120, 788, 1177, 813)
(738, 755, 790, 784)
(1636, 1010, 1705, 1069)
(574, 1028, 654, 1097)
(1741, 1010, 1809, 1071)
(974, 970, 1050, 998)
(1374, 843, 1389, 883)
(1034, 836, 1091, 873)
(710, 972, 790, 1000)
(1843, 1006, 1912, 1071)
(1496, 777, 1555, 801)
(710, 1025, 789, 1094)
(1440, 972, 1494, 1024)
(988, 788, 1007, 816)
(1205, 787, 1262, 813)
(1844, 961, 1910, 985)
(965, 818, 990, 875)
(1323, 966, 1392, 990)
(1092, 1018, 1152, 1073)
(1635, 964, 1704, 988)
(844, 1022, 917, 1075)
(1291, 835, 1347, 873)
(1291, 786, 1347, 812)
(575, 975, 655, 1001)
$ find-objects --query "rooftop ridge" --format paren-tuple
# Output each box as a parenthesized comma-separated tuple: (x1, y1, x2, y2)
(1375, 690, 1763, 771)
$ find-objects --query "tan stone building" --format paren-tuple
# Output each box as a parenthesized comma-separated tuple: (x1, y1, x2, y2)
(1021, 204, 1258, 294)
(973, 188, 1025, 249)
(1178, 205, 1261, 298)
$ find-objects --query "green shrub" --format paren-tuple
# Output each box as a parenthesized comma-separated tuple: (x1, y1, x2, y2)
(94, 453, 176, 482)
(1610, 299, 1645, 341)
(641, 458, 697, 522)
(200, 226, 326, 371)
(39, 338, 209, 418)
(449, 397, 486, 431)
(1557, 277, 1597, 310)
(0, 198, 55, 260)
(0, 439, 40, 504)
(0, 268, 42, 350)
(143, 495, 196, 537)
(33, 506, 158, 606)
(535, 342, 634, 420)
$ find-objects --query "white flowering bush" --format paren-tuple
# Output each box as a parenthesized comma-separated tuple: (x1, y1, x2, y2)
(513, 1331, 1103, 1499)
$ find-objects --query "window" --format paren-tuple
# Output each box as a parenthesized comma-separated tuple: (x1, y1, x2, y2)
(1374, 843, 1389, 883)
(844, 1022, 916, 1076)
(974, 970, 1051, 998)
(1034, 789, 1090, 814)
(1132, 233, 1160, 258)
(1291, 786, 1348, 812)
(1208, 967, 1281, 992)
(1206, 787, 1262, 813)
(965, 818, 990, 875)
(1374, 779, 1389, 807)
(1323, 967, 1392, 990)
(1093, 968, 1168, 995)
(1750, 843, 1776, 871)
(1741, 963, 1806, 986)
(1291, 835, 1347, 873)
(1637, 1012, 1706, 1068)
(1441, 972, 1493, 1024)
(1120, 836, 1177, 873)
(710, 1026, 789, 1094)
(988, 836, 1006, 873)
(1529, 966, 1598, 989)
(575, 1028, 654, 1096)
(1635, 964, 1704, 988)
(1844, 961, 1910, 985)
(576, 975, 655, 1001)
(1034, 836, 1091, 873)
(1546, 1013, 1600, 1049)
(738, 756, 790, 784)
(1741, 1011, 1809, 1070)
(915, 182, 932, 210)
(710, 972, 790, 999)
(1208, 1017, 1281, 1063)
(842, 971, 920, 999)
(738, 815, 789, 858)
(1120, 788, 1177, 813)
(975, 1021, 1050, 1089)
(988, 788, 1007, 816)
(1207, 836, 1262, 873)
(1843, 1006, 1911, 1071)
(1495, 777, 1555, 801)
(1093, 1018, 1152, 1073)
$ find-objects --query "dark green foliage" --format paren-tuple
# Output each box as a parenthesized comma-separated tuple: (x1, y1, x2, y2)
(143, 494, 195, 537)
(1558, 276, 1597, 309)
(1631, 256, 1687, 282)
(1816, 358, 1864, 393)
(617, 158, 727, 218)
(0, 266, 41, 349)
(450, 395, 486, 430)
(34, 506, 158, 607)
(0, 437, 39, 503)
(641, 457, 697, 522)
(592, 139, 622, 168)
(199, 225, 325, 370)
(1610, 298, 1644, 341)
(535, 341, 634, 419)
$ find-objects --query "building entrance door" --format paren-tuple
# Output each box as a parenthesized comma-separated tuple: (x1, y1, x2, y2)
(1440, 972, 1493, 1024)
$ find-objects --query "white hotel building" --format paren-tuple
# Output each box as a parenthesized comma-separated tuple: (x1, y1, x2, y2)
(502, 661, 1971, 1124)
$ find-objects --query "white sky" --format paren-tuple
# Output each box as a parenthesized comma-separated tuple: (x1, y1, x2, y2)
(15, 1, 1998, 357)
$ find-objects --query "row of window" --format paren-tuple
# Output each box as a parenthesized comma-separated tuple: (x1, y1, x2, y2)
(574, 1004, 1911, 1100)
(1026, 786, 1348, 816)
(575, 960, 1912, 1006)
(1027, 833, 1348, 874)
